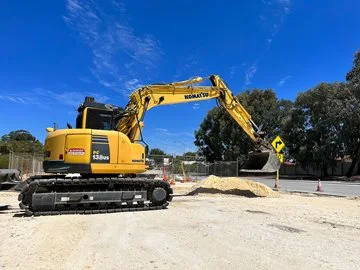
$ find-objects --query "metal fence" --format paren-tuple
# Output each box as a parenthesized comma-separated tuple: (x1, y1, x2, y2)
(146, 155, 243, 180)
(146, 154, 211, 181)
(209, 161, 240, 177)
(146, 154, 360, 178)
(5, 152, 357, 179)
(8, 152, 44, 177)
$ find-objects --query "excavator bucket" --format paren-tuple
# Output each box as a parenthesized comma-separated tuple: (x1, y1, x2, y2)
(240, 151, 281, 173)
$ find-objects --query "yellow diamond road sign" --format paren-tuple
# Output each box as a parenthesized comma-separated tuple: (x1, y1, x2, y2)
(272, 136, 285, 153)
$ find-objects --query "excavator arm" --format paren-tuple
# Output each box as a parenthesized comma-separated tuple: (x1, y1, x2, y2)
(117, 75, 273, 152)
(116, 74, 279, 172)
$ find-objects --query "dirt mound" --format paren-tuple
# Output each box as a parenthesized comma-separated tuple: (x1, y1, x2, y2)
(188, 175, 278, 197)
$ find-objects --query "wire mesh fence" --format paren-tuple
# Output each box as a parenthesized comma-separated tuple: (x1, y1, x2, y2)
(145, 155, 359, 178)
(146, 154, 210, 181)
(209, 161, 239, 177)
(8, 152, 44, 178)
(5, 152, 353, 180)
(3, 152, 241, 181)
(145, 155, 242, 180)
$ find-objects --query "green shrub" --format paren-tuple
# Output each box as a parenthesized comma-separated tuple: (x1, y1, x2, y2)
(0, 154, 9, 169)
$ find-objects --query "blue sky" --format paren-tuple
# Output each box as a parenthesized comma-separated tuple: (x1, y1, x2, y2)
(1, 0, 359, 154)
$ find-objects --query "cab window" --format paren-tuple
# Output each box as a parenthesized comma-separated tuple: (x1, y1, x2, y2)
(85, 108, 113, 130)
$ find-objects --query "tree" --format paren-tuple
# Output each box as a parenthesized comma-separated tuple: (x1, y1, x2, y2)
(194, 106, 225, 162)
(195, 89, 292, 162)
(148, 148, 168, 166)
(343, 50, 360, 176)
(346, 50, 360, 91)
(284, 83, 345, 176)
(0, 130, 44, 154)
(335, 87, 360, 177)
(183, 151, 197, 157)
(149, 148, 167, 156)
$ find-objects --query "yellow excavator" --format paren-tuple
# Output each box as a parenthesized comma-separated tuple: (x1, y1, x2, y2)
(19, 75, 280, 215)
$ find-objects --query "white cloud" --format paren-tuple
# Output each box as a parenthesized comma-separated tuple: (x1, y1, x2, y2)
(260, 0, 292, 50)
(155, 128, 176, 136)
(63, 0, 163, 96)
(0, 88, 109, 109)
(245, 63, 258, 86)
(183, 132, 194, 137)
(278, 75, 292, 87)
(262, 0, 272, 5)
(183, 56, 198, 69)
(174, 53, 201, 80)
(276, 0, 291, 14)
(154, 128, 195, 139)
(147, 128, 197, 155)
(266, 38, 273, 47)
(192, 103, 200, 110)
(0, 95, 33, 104)
(110, 0, 126, 12)
(277, 0, 291, 6)
(229, 66, 236, 78)
(155, 128, 169, 132)
(79, 76, 92, 83)
(34, 88, 88, 107)
(124, 78, 143, 92)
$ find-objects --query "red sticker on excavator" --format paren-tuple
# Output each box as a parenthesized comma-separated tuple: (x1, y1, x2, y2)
(68, 148, 85, 156)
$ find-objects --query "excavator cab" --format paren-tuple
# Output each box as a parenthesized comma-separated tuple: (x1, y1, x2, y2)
(76, 96, 124, 130)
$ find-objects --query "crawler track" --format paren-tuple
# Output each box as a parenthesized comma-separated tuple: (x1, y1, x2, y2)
(18, 175, 173, 216)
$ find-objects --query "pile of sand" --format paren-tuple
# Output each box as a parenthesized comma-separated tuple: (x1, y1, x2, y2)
(188, 175, 278, 198)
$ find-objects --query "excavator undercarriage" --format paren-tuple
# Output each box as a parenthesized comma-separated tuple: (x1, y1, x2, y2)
(19, 175, 172, 215)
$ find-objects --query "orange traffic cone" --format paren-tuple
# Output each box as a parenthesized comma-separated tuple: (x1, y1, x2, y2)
(163, 167, 167, 182)
(316, 178, 324, 192)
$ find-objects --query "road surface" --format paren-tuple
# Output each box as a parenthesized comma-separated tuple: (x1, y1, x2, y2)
(248, 177, 360, 197)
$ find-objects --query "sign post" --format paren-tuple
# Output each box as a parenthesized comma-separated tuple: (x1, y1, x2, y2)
(271, 136, 285, 190)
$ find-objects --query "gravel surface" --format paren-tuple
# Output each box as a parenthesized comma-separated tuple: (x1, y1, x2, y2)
(188, 175, 278, 197)
(0, 189, 359, 270)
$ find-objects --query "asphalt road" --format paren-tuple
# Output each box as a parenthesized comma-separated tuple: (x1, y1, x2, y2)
(248, 177, 360, 197)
